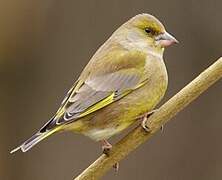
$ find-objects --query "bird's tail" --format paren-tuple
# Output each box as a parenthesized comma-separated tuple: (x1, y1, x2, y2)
(10, 117, 60, 154)
(10, 129, 56, 154)
(10, 128, 58, 154)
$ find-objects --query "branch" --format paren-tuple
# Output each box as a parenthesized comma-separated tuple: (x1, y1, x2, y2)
(74, 57, 222, 180)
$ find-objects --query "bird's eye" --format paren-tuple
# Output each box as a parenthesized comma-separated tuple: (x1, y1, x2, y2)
(145, 28, 152, 34)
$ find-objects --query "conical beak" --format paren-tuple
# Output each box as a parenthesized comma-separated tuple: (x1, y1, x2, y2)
(155, 31, 179, 47)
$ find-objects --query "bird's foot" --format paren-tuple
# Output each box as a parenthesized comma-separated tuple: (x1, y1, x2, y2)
(140, 110, 157, 132)
(141, 115, 151, 132)
(101, 139, 112, 156)
(100, 139, 119, 171)
(140, 110, 164, 133)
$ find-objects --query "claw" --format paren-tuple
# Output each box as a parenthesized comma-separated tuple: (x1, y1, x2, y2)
(160, 125, 164, 132)
(113, 162, 119, 172)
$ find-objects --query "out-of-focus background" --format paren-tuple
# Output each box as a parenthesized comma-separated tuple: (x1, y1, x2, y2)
(1, 0, 221, 179)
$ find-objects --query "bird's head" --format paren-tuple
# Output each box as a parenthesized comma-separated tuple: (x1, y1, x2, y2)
(119, 13, 178, 54)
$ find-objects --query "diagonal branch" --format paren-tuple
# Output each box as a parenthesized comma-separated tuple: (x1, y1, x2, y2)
(74, 57, 222, 180)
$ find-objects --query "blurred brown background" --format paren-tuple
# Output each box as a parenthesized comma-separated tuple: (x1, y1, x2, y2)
(1, 0, 221, 179)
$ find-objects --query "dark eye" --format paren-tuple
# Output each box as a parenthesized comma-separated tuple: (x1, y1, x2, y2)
(145, 28, 152, 34)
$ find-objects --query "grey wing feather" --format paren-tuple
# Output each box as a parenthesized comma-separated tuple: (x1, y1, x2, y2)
(85, 72, 140, 91)
(59, 71, 141, 122)
(67, 86, 110, 114)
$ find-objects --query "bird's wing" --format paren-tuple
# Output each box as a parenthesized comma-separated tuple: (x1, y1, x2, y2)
(46, 49, 149, 128)
(61, 69, 146, 122)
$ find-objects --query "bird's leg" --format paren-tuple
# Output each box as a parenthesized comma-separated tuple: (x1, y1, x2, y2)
(100, 140, 119, 171)
(137, 109, 157, 120)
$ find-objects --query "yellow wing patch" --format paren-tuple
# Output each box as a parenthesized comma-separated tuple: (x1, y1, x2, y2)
(78, 93, 115, 118)
(77, 80, 147, 119)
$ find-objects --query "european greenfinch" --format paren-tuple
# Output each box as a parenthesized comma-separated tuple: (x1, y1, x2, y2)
(11, 13, 178, 154)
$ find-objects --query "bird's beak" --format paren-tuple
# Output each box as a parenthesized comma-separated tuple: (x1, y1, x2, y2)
(155, 31, 179, 47)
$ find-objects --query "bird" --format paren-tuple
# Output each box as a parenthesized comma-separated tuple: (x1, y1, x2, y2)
(10, 13, 178, 154)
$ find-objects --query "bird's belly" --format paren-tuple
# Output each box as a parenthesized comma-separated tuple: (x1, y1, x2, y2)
(82, 127, 122, 141)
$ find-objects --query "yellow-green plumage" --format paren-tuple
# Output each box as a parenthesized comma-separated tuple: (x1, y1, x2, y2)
(11, 13, 177, 153)
(64, 50, 168, 140)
